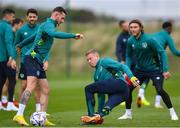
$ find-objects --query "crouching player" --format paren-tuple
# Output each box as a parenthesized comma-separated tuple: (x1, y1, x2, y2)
(80, 49, 140, 124)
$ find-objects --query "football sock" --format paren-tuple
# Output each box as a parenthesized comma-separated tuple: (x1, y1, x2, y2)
(17, 104, 25, 115)
(155, 95, 161, 106)
(36, 103, 41, 112)
(138, 88, 145, 100)
(125, 109, 132, 115)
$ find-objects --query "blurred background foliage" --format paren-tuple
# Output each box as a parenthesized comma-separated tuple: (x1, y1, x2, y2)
(0, 5, 180, 78)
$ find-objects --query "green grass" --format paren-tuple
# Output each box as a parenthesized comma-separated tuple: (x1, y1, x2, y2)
(0, 74, 180, 127)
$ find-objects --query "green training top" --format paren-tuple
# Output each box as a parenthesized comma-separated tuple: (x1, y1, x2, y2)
(126, 33, 168, 72)
(0, 19, 16, 61)
(94, 57, 134, 82)
(152, 29, 180, 56)
(17, 18, 76, 64)
(15, 23, 39, 63)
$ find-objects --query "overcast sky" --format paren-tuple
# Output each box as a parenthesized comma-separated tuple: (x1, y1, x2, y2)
(1, 0, 180, 19)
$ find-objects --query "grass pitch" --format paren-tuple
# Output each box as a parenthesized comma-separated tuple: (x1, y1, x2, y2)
(0, 74, 180, 127)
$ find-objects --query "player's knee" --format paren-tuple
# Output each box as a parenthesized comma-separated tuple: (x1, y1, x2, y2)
(156, 87, 165, 95)
(21, 83, 27, 90)
(44, 86, 49, 95)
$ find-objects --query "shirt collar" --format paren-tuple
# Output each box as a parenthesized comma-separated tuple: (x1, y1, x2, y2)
(2, 19, 10, 24)
(47, 18, 58, 26)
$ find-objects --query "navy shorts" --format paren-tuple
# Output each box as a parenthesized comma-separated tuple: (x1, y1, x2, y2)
(24, 55, 46, 79)
(133, 68, 164, 88)
(0, 61, 16, 77)
(87, 78, 130, 100)
(18, 63, 27, 80)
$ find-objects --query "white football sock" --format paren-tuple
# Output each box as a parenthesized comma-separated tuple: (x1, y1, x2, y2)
(2, 96, 8, 103)
(0, 101, 2, 107)
(36, 103, 41, 112)
(155, 95, 161, 106)
(16, 104, 26, 115)
(125, 109, 132, 115)
(138, 88, 145, 100)
(169, 108, 177, 115)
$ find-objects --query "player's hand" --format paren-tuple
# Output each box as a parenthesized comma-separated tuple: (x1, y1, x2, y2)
(16, 46, 21, 54)
(163, 72, 171, 80)
(75, 33, 83, 39)
(43, 61, 49, 71)
(7, 57, 12, 66)
(130, 76, 140, 89)
(10, 59, 16, 69)
(121, 61, 125, 64)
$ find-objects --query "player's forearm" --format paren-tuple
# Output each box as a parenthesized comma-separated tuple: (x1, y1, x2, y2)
(161, 51, 169, 72)
(121, 64, 134, 78)
(49, 31, 76, 39)
(17, 34, 35, 48)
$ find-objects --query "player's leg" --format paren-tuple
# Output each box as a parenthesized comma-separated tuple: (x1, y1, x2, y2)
(84, 84, 96, 117)
(154, 94, 163, 108)
(0, 63, 7, 110)
(38, 79, 49, 113)
(137, 78, 150, 106)
(102, 82, 129, 117)
(118, 69, 146, 120)
(13, 76, 37, 126)
(118, 85, 134, 119)
(18, 63, 27, 99)
(2, 79, 8, 107)
(97, 93, 105, 114)
(34, 85, 41, 112)
(13, 56, 39, 126)
(84, 78, 125, 116)
(38, 70, 54, 126)
(151, 71, 178, 120)
(18, 80, 27, 101)
(4, 63, 17, 111)
(82, 78, 129, 124)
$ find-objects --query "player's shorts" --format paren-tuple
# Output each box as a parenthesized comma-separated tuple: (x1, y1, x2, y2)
(18, 63, 27, 80)
(24, 55, 46, 79)
(0, 61, 16, 77)
(133, 68, 163, 88)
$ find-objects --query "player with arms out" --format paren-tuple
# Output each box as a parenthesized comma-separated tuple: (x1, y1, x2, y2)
(13, 6, 83, 126)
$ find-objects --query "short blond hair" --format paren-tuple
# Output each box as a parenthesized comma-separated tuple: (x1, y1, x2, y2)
(85, 49, 99, 56)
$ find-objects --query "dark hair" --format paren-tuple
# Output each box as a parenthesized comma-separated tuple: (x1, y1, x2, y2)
(119, 20, 126, 26)
(26, 8, 38, 16)
(12, 18, 23, 26)
(129, 19, 144, 32)
(53, 6, 67, 14)
(162, 21, 172, 29)
(2, 8, 15, 16)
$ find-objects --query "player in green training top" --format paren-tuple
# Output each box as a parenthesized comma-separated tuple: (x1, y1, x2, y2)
(118, 19, 178, 121)
(137, 21, 180, 109)
(15, 8, 42, 113)
(81, 49, 140, 124)
(1, 18, 24, 108)
(0, 8, 18, 111)
(13, 6, 83, 126)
